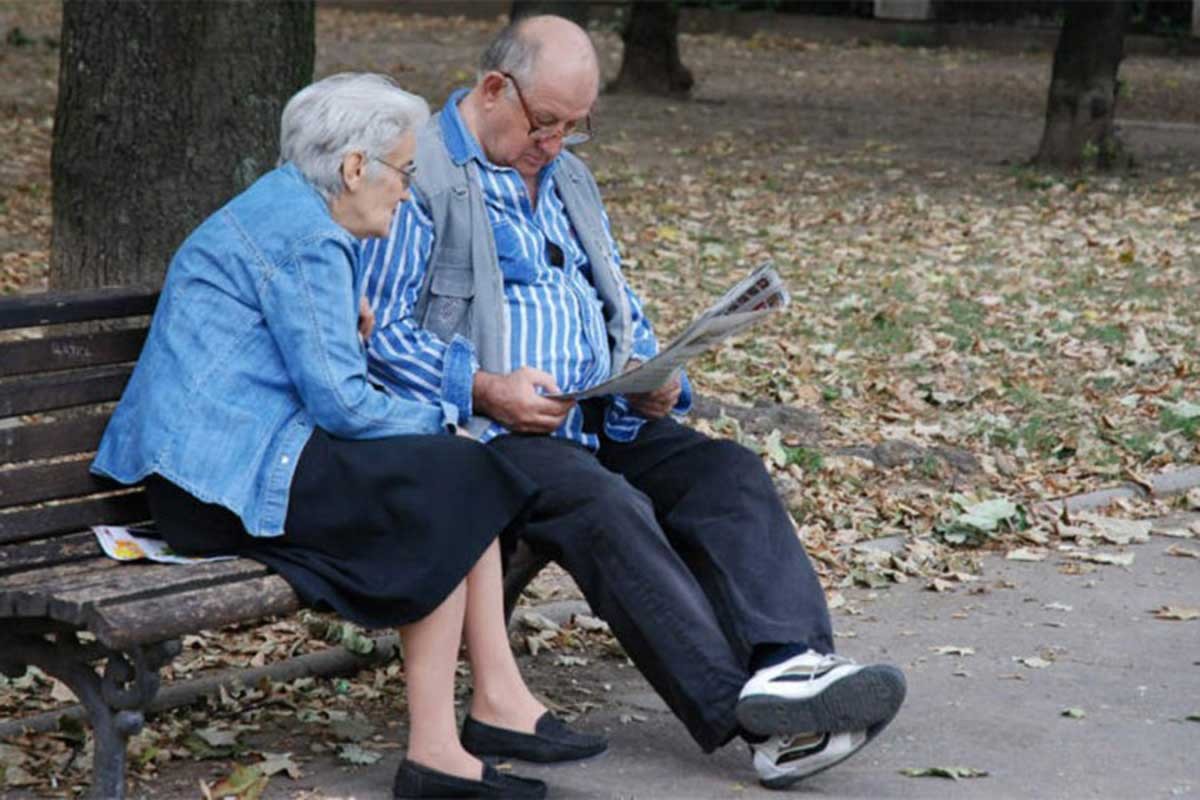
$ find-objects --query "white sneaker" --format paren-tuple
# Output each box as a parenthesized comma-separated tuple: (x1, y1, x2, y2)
(736, 651, 906, 735)
(751, 729, 872, 789)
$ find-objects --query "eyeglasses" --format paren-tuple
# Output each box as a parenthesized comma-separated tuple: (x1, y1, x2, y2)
(500, 72, 592, 146)
(373, 156, 417, 187)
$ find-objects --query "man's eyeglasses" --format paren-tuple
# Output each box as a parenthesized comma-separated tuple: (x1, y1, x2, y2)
(373, 156, 417, 186)
(500, 72, 592, 146)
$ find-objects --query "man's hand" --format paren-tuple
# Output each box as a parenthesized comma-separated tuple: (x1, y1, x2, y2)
(358, 296, 376, 341)
(627, 374, 682, 419)
(474, 367, 575, 434)
(623, 360, 682, 420)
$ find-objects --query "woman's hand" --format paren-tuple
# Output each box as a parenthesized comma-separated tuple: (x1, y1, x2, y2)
(358, 296, 376, 340)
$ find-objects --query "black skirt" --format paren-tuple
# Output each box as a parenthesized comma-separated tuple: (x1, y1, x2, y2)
(145, 429, 536, 629)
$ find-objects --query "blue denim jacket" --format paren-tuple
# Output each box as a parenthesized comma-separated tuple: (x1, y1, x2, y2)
(92, 164, 454, 537)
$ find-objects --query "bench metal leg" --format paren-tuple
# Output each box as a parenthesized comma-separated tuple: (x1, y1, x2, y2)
(0, 629, 180, 799)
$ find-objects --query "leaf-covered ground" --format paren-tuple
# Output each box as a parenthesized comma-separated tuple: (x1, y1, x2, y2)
(1, 4, 1198, 795)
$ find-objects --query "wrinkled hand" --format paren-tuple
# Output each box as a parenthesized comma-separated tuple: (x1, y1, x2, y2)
(474, 367, 575, 434)
(628, 378, 681, 419)
(358, 296, 375, 341)
(627, 367, 682, 420)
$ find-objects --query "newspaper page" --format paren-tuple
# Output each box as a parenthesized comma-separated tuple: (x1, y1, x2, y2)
(93, 525, 236, 565)
(549, 262, 789, 400)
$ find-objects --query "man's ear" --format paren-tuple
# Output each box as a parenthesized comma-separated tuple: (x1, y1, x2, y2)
(340, 151, 367, 193)
(479, 71, 507, 109)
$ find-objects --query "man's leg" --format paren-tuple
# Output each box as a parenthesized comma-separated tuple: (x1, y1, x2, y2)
(596, 416, 904, 742)
(595, 416, 834, 660)
(488, 434, 748, 752)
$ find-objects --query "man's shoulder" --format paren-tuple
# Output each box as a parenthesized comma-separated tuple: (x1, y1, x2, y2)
(413, 114, 466, 198)
(555, 150, 597, 184)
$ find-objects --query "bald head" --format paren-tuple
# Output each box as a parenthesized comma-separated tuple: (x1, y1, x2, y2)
(480, 14, 599, 96)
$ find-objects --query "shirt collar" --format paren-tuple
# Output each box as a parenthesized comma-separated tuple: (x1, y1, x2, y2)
(439, 88, 560, 182)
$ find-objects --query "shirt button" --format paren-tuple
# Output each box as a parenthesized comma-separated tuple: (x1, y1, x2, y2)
(281, 455, 290, 465)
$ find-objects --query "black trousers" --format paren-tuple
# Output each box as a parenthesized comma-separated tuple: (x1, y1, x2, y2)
(488, 414, 833, 752)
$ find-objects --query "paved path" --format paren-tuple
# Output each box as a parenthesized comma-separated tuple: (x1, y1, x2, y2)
(293, 525, 1198, 799)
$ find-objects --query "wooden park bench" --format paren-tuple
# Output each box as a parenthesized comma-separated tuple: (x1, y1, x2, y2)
(0, 287, 549, 799)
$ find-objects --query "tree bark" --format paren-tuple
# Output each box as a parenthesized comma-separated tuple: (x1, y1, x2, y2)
(510, 1, 590, 26)
(50, 0, 315, 290)
(1034, 1, 1132, 170)
(608, 1, 694, 97)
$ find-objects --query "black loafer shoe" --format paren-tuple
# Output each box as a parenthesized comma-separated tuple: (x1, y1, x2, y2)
(393, 759, 547, 799)
(462, 712, 608, 764)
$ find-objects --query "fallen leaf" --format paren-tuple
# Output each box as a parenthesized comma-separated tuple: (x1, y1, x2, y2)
(1061, 707, 1086, 719)
(900, 766, 989, 780)
(193, 727, 240, 748)
(1015, 656, 1052, 669)
(1151, 605, 1199, 621)
(571, 614, 610, 632)
(931, 645, 975, 656)
(1006, 547, 1047, 562)
(1077, 514, 1151, 545)
(256, 752, 302, 780)
(519, 612, 560, 632)
(1068, 551, 1135, 567)
(210, 765, 268, 800)
(337, 744, 383, 766)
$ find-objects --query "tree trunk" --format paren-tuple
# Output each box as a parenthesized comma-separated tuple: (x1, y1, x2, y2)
(1033, 1, 1132, 170)
(510, 1, 589, 26)
(608, 1, 694, 97)
(50, 0, 315, 290)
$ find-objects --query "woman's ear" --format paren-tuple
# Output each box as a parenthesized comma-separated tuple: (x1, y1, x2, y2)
(340, 151, 368, 193)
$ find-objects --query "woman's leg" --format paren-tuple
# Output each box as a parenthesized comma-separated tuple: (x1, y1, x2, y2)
(399, 580, 483, 778)
(463, 539, 547, 732)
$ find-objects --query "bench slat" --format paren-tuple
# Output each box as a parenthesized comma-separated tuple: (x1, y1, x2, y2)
(0, 287, 158, 331)
(89, 574, 299, 650)
(40, 559, 270, 627)
(0, 561, 112, 618)
(0, 328, 147, 379)
(0, 556, 118, 592)
(0, 365, 132, 417)
(0, 493, 149, 546)
(0, 459, 108, 509)
(0, 530, 99, 576)
(0, 413, 110, 464)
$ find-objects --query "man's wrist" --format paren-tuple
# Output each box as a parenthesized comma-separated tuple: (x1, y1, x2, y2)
(472, 370, 499, 418)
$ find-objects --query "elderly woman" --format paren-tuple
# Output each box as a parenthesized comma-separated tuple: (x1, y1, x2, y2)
(92, 74, 601, 799)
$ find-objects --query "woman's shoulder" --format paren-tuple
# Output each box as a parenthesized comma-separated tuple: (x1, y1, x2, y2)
(221, 166, 354, 262)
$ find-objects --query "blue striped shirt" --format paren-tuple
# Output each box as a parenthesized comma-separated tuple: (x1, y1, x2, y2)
(361, 90, 690, 450)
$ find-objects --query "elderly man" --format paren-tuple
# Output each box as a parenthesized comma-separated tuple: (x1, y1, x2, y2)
(362, 15, 905, 788)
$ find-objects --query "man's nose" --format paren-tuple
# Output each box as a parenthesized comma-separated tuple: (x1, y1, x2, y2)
(537, 136, 563, 157)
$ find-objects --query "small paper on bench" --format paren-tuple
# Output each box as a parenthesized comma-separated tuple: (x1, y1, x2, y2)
(92, 525, 236, 565)
(547, 261, 790, 401)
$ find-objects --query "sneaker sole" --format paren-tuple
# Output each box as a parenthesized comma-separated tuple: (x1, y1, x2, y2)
(737, 664, 907, 736)
(758, 707, 900, 790)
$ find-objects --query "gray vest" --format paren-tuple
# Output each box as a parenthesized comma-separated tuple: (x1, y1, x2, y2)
(411, 113, 634, 435)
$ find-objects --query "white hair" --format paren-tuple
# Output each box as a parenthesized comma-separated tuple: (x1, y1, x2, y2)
(279, 73, 429, 201)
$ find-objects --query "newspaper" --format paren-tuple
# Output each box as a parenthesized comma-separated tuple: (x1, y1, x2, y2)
(550, 262, 790, 400)
(92, 525, 236, 565)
